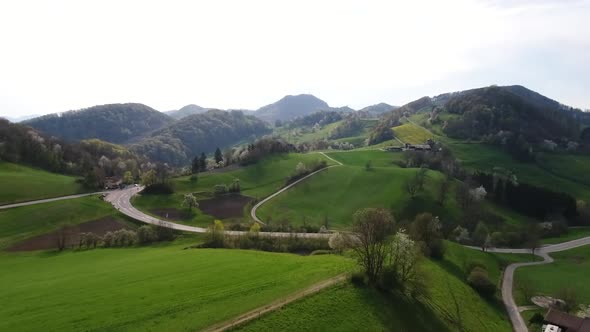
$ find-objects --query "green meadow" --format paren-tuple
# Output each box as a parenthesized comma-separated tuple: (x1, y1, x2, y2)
(0, 162, 84, 205)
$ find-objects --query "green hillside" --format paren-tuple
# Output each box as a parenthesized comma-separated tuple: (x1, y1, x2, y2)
(257, 151, 460, 229)
(132, 153, 335, 227)
(392, 122, 433, 144)
(0, 163, 84, 205)
(0, 246, 352, 331)
(0, 196, 118, 249)
(238, 242, 536, 332)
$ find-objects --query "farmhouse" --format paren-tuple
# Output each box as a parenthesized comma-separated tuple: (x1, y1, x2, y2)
(543, 309, 590, 332)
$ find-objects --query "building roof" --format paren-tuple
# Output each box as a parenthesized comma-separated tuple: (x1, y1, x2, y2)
(545, 309, 590, 332)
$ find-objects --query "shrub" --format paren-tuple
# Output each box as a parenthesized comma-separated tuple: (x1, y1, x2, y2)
(529, 313, 544, 325)
(102, 231, 114, 247)
(350, 272, 367, 287)
(213, 184, 228, 195)
(467, 267, 496, 298)
(465, 260, 487, 274)
(143, 183, 174, 195)
(137, 225, 158, 244)
(190, 175, 198, 183)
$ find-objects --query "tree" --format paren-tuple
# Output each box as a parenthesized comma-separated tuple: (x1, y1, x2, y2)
(438, 176, 452, 206)
(141, 169, 157, 186)
(365, 160, 373, 171)
(467, 267, 496, 298)
(123, 171, 134, 185)
(328, 232, 347, 253)
(249, 222, 261, 233)
(409, 213, 445, 259)
(555, 287, 579, 313)
(214, 147, 223, 164)
(191, 156, 200, 174)
(182, 193, 199, 212)
(473, 222, 490, 251)
(199, 152, 207, 172)
(55, 224, 76, 251)
(207, 220, 225, 248)
(137, 225, 158, 244)
(405, 176, 420, 199)
(525, 224, 541, 254)
(384, 230, 424, 295)
(349, 208, 395, 284)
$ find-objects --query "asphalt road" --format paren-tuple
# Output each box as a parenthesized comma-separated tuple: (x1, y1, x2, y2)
(105, 186, 330, 238)
(0, 191, 108, 210)
(474, 237, 590, 332)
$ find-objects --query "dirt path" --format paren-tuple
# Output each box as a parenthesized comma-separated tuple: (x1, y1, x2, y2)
(203, 273, 349, 332)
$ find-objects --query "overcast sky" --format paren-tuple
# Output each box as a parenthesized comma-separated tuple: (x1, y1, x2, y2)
(0, 0, 589, 118)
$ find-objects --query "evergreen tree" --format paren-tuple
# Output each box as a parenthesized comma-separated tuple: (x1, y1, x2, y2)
(199, 152, 207, 172)
(191, 156, 200, 174)
(214, 147, 223, 164)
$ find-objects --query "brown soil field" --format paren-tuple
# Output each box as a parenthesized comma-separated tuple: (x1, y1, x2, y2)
(199, 194, 252, 219)
(7, 217, 129, 251)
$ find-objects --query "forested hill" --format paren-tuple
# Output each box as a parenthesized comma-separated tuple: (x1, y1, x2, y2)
(254, 94, 333, 123)
(131, 110, 270, 165)
(165, 104, 211, 120)
(24, 103, 174, 144)
(369, 85, 589, 147)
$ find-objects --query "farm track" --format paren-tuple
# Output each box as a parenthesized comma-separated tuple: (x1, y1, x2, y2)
(202, 273, 349, 332)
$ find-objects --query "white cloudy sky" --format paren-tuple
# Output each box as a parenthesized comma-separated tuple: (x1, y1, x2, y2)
(0, 0, 589, 117)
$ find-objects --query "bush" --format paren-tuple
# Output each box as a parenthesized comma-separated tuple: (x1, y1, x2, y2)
(143, 183, 174, 195)
(351, 272, 367, 287)
(465, 260, 487, 274)
(213, 184, 228, 195)
(529, 313, 544, 325)
(190, 175, 198, 183)
(467, 267, 496, 298)
(428, 239, 446, 260)
(137, 225, 158, 244)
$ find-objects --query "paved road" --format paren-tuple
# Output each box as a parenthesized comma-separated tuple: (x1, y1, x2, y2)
(249, 152, 342, 224)
(106, 186, 330, 238)
(474, 237, 590, 332)
(0, 191, 108, 210)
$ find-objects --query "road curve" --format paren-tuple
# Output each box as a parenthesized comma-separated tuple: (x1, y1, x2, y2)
(470, 236, 590, 332)
(249, 152, 343, 224)
(105, 186, 330, 238)
(0, 191, 108, 210)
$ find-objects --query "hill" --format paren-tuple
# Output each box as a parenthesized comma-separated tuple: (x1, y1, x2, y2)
(0, 119, 147, 188)
(255, 94, 332, 123)
(24, 103, 175, 144)
(358, 102, 398, 116)
(165, 104, 211, 120)
(131, 110, 270, 165)
(0, 163, 84, 205)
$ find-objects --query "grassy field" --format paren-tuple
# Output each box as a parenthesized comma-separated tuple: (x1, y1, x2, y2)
(257, 151, 460, 229)
(447, 142, 590, 201)
(392, 122, 434, 144)
(541, 227, 590, 244)
(0, 162, 84, 205)
(132, 153, 335, 226)
(325, 149, 403, 168)
(0, 196, 119, 249)
(238, 242, 535, 332)
(274, 119, 377, 147)
(0, 246, 353, 332)
(514, 244, 590, 306)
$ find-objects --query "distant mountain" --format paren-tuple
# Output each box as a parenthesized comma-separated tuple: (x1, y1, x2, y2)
(369, 85, 588, 150)
(358, 103, 397, 115)
(24, 103, 175, 144)
(131, 110, 270, 165)
(255, 94, 333, 123)
(165, 104, 211, 120)
(0, 114, 41, 123)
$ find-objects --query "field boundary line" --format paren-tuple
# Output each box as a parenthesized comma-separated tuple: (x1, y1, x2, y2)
(202, 273, 349, 332)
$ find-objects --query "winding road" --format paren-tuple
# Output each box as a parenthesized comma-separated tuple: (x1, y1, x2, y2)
(0, 191, 108, 210)
(478, 237, 590, 332)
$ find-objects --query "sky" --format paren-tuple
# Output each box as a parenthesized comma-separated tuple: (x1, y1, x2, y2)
(0, 0, 589, 118)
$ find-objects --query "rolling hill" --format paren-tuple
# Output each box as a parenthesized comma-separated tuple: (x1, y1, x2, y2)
(24, 103, 174, 144)
(131, 110, 270, 165)
(255, 94, 333, 123)
(165, 104, 211, 120)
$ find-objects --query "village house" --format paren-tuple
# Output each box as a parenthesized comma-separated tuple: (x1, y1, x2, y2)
(543, 309, 590, 332)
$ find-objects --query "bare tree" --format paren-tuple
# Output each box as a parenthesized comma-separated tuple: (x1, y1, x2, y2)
(348, 208, 395, 284)
(438, 176, 452, 206)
